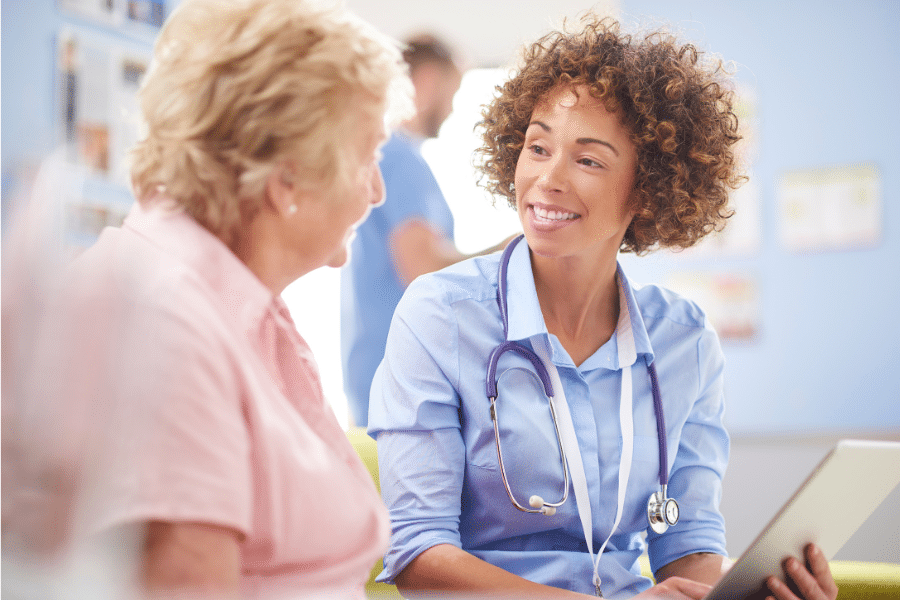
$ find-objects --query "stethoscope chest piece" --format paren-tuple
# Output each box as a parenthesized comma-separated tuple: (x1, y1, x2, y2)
(647, 487, 679, 534)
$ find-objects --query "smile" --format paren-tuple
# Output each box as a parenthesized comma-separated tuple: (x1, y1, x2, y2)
(532, 205, 580, 222)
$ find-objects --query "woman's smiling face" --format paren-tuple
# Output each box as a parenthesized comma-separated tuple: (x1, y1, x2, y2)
(514, 85, 639, 262)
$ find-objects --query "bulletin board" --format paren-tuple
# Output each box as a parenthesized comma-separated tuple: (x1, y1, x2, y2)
(55, 25, 151, 247)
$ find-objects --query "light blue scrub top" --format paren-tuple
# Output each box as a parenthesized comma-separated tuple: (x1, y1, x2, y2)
(341, 132, 455, 427)
(368, 239, 729, 599)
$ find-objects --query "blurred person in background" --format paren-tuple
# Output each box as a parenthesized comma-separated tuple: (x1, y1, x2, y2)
(1, 0, 410, 598)
(340, 33, 515, 428)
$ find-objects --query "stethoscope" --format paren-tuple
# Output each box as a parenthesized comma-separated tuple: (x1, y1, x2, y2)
(485, 235, 679, 537)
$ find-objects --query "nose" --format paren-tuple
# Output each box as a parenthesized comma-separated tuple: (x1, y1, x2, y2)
(536, 155, 568, 194)
(371, 164, 385, 207)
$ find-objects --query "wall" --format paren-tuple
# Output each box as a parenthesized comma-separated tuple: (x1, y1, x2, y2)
(614, 0, 900, 437)
(345, 0, 618, 68)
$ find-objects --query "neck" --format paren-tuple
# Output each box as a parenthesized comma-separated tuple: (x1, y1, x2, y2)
(231, 211, 310, 296)
(398, 118, 428, 140)
(531, 251, 621, 366)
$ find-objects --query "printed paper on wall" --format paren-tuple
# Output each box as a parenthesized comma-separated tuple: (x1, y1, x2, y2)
(777, 164, 882, 253)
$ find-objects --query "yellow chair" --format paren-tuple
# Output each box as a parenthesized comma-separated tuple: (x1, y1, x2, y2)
(347, 428, 402, 599)
(347, 427, 900, 599)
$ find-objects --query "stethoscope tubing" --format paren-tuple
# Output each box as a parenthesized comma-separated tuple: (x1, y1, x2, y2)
(489, 387, 570, 513)
(487, 234, 672, 507)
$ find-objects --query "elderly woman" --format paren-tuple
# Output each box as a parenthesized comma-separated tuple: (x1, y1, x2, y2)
(5, 0, 409, 598)
(368, 16, 837, 600)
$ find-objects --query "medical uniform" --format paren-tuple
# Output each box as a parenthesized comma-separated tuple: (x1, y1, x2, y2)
(369, 239, 729, 599)
(341, 131, 455, 427)
(57, 201, 389, 599)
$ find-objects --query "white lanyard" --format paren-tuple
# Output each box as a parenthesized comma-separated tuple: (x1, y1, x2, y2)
(532, 278, 637, 597)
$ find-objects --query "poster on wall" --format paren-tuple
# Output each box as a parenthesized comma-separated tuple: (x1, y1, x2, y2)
(58, 30, 114, 178)
(57, 28, 150, 185)
(56, 27, 150, 245)
(664, 271, 760, 341)
(127, 0, 166, 27)
(777, 163, 882, 253)
(59, 0, 165, 30)
(111, 54, 149, 185)
(59, 0, 122, 25)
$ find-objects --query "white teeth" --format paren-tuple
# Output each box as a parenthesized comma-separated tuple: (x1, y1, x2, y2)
(534, 206, 578, 221)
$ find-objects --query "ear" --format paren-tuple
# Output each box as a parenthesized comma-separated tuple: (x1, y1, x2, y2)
(265, 162, 300, 217)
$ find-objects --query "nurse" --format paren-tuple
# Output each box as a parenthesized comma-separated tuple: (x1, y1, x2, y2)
(368, 15, 837, 600)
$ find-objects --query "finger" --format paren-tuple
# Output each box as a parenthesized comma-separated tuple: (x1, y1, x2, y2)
(786, 556, 822, 600)
(805, 544, 838, 600)
(782, 553, 839, 600)
(766, 574, 800, 600)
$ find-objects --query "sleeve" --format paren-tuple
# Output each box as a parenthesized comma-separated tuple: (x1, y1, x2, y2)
(62, 274, 253, 537)
(378, 147, 451, 237)
(646, 321, 730, 572)
(367, 278, 467, 583)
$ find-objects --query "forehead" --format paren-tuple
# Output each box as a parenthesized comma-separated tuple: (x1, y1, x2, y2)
(530, 85, 632, 142)
(350, 103, 388, 152)
(533, 85, 612, 120)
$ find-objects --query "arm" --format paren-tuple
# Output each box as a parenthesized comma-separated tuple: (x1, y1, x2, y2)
(389, 219, 516, 286)
(395, 544, 591, 599)
(141, 521, 241, 598)
(656, 552, 733, 586)
(396, 545, 715, 600)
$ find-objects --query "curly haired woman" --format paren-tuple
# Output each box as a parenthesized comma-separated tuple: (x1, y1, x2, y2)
(367, 15, 837, 600)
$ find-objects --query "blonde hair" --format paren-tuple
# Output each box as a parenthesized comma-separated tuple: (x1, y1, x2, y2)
(130, 0, 412, 246)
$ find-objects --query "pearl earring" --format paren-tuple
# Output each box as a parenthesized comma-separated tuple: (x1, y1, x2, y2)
(287, 204, 298, 216)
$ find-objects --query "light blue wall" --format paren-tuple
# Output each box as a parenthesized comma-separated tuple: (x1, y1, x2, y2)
(617, 0, 900, 435)
(2, 1, 61, 208)
(4, 0, 898, 436)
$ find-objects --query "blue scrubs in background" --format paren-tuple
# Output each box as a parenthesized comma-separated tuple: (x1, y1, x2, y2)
(341, 132, 455, 427)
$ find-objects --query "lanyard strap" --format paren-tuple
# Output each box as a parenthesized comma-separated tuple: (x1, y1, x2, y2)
(531, 278, 637, 597)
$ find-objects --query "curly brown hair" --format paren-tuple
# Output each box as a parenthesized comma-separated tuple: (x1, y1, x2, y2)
(476, 15, 746, 254)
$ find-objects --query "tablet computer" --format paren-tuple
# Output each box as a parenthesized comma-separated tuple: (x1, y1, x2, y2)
(704, 439, 900, 600)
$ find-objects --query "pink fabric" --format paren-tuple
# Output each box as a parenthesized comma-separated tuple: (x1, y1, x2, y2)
(61, 201, 389, 599)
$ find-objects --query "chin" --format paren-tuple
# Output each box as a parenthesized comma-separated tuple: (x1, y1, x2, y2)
(522, 229, 570, 259)
(326, 247, 350, 269)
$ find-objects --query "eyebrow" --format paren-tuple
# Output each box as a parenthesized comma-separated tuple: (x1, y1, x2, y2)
(527, 120, 620, 157)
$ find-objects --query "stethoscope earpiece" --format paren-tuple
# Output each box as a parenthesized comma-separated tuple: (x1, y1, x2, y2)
(529, 495, 557, 516)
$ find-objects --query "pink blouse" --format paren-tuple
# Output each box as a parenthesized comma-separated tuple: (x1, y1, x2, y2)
(63, 201, 389, 598)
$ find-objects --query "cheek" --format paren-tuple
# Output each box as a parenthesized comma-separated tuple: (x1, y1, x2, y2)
(513, 156, 530, 205)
